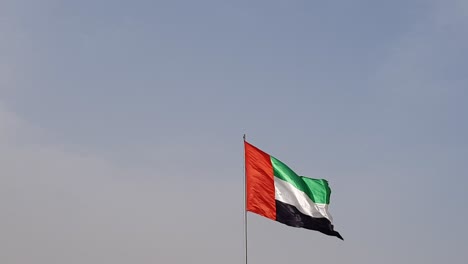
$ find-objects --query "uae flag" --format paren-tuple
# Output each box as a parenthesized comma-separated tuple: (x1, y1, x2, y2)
(245, 141, 343, 240)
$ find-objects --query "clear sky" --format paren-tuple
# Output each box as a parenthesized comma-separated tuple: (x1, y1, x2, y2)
(1, 0, 467, 263)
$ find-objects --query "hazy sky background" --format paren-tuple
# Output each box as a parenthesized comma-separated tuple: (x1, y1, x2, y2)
(1, 0, 467, 263)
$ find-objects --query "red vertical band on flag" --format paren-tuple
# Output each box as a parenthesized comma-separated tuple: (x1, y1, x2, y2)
(245, 141, 276, 220)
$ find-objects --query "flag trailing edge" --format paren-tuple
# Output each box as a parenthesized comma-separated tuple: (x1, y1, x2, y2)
(245, 141, 343, 240)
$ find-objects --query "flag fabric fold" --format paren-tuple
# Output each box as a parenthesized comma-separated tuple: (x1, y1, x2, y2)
(245, 141, 343, 240)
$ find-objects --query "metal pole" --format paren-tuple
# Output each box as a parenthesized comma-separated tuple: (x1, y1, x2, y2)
(243, 134, 248, 264)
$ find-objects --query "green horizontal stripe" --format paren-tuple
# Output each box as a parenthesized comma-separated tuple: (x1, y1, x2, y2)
(270, 156, 331, 204)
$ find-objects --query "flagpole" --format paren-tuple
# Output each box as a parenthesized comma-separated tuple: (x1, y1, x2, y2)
(243, 134, 248, 264)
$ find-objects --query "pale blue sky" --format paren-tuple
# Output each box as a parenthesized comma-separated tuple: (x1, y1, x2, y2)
(1, 0, 467, 263)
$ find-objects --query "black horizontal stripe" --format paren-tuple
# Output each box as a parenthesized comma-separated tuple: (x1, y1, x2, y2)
(275, 200, 343, 240)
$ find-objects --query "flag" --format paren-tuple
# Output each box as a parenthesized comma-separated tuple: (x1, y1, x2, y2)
(245, 141, 343, 240)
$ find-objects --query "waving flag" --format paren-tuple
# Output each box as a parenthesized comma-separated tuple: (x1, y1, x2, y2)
(245, 141, 343, 240)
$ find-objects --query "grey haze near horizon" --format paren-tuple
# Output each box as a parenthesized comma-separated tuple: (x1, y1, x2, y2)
(1, 0, 467, 263)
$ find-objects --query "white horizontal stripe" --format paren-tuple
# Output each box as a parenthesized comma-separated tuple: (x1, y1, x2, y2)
(274, 177, 333, 222)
